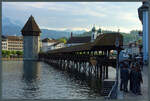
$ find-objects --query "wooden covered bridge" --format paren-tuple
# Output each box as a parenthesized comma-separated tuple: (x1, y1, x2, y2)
(39, 32, 123, 98)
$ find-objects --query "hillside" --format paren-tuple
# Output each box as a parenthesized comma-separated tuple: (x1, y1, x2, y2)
(2, 17, 141, 44)
(2, 17, 84, 39)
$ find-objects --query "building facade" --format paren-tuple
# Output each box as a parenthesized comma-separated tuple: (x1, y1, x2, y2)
(66, 26, 102, 46)
(2, 35, 8, 50)
(51, 42, 65, 50)
(41, 38, 58, 52)
(66, 35, 91, 47)
(2, 35, 23, 51)
(41, 38, 65, 52)
(122, 41, 140, 58)
(7, 36, 23, 51)
(128, 42, 140, 56)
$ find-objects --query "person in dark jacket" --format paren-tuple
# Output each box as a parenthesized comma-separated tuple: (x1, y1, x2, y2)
(132, 64, 143, 95)
(120, 62, 125, 91)
(136, 66, 143, 95)
(123, 64, 130, 92)
(120, 63, 129, 92)
(129, 64, 135, 92)
(132, 65, 138, 94)
(139, 59, 143, 71)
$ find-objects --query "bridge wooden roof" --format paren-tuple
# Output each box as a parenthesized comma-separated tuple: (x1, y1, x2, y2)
(48, 32, 123, 54)
(92, 32, 123, 50)
(66, 36, 91, 44)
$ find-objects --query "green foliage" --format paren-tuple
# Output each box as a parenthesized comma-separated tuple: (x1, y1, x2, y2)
(121, 30, 141, 45)
(11, 51, 16, 54)
(16, 51, 23, 55)
(6, 51, 11, 56)
(2, 50, 23, 57)
(58, 37, 67, 44)
(2, 50, 6, 54)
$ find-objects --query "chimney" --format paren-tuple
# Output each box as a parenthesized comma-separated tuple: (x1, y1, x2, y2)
(71, 32, 73, 38)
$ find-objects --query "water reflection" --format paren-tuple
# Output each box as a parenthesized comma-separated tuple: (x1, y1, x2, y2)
(22, 61, 41, 98)
(3, 61, 114, 99)
(22, 61, 40, 82)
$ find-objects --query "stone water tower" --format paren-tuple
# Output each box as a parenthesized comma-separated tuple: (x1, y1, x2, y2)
(21, 15, 41, 60)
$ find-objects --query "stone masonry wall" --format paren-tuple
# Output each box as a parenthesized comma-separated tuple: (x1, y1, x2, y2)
(23, 36, 40, 60)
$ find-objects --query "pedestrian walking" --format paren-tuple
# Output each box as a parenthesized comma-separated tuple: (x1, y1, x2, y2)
(129, 64, 134, 92)
(132, 63, 143, 95)
(120, 63, 129, 92)
(139, 59, 143, 70)
(131, 64, 137, 94)
(120, 61, 124, 91)
(128, 54, 132, 66)
(123, 64, 130, 92)
(136, 66, 143, 95)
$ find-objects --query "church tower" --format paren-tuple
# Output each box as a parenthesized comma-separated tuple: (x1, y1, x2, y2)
(21, 15, 41, 60)
(97, 27, 102, 35)
(91, 25, 97, 42)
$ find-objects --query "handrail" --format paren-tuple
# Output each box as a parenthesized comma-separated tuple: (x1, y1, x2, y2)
(105, 81, 117, 99)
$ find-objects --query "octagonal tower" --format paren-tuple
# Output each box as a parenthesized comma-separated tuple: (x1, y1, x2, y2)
(21, 15, 41, 60)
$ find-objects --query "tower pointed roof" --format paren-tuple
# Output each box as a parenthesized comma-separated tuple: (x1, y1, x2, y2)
(21, 15, 41, 36)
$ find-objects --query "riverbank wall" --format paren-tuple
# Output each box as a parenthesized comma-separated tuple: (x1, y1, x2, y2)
(2, 58, 23, 61)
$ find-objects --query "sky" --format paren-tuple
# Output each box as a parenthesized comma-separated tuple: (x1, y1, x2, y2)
(2, 2, 142, 33)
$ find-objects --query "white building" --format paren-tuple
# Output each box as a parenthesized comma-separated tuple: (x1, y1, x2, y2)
(2, 35, 23, 51)
(2, 35, 8, 50)
(128, 42, 139, 56)
(41, 38, 65, 52)
(51, 42, 65, 50)
(122, 42, 140, 57)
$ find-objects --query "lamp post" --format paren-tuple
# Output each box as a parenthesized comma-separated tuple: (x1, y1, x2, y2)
(138, 1, 149, 64)
(115, 35, 120, 98)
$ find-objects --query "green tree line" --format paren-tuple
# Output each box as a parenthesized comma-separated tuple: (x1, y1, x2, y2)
(2, 50, 23, 58)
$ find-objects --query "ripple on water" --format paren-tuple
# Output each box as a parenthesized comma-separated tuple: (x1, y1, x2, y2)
(2, 61, 112, 99)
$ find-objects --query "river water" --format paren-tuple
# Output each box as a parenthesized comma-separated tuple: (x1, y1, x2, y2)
(2, 61, 116, 99)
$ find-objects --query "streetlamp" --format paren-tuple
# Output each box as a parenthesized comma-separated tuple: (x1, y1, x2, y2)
(138, 1, 149, 64)
(115, 34, 120, 98)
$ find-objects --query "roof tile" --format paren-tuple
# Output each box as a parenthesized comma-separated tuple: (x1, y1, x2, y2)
(21, 15, 41, 36)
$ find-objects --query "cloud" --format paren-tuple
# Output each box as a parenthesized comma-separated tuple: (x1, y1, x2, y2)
(74, 18, 87, 22)
(40, 25, 141, 33)
(40, 26, 67, 31)
(117, 11, 137, 21)
(3, 2, 142, 33)
(41, 26, 90, 31)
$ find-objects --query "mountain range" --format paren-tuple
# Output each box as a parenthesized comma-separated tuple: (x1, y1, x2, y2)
(2, 17, 86, 39)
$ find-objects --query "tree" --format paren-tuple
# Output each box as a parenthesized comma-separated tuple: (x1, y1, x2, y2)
(2, 50, 6, 55)
(11, 51, 16, 55)
(16, 51, 23, 56)
(58, 37, 67, 44)
(5, 51, 11, 57)
(2, 50, 7, 57)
